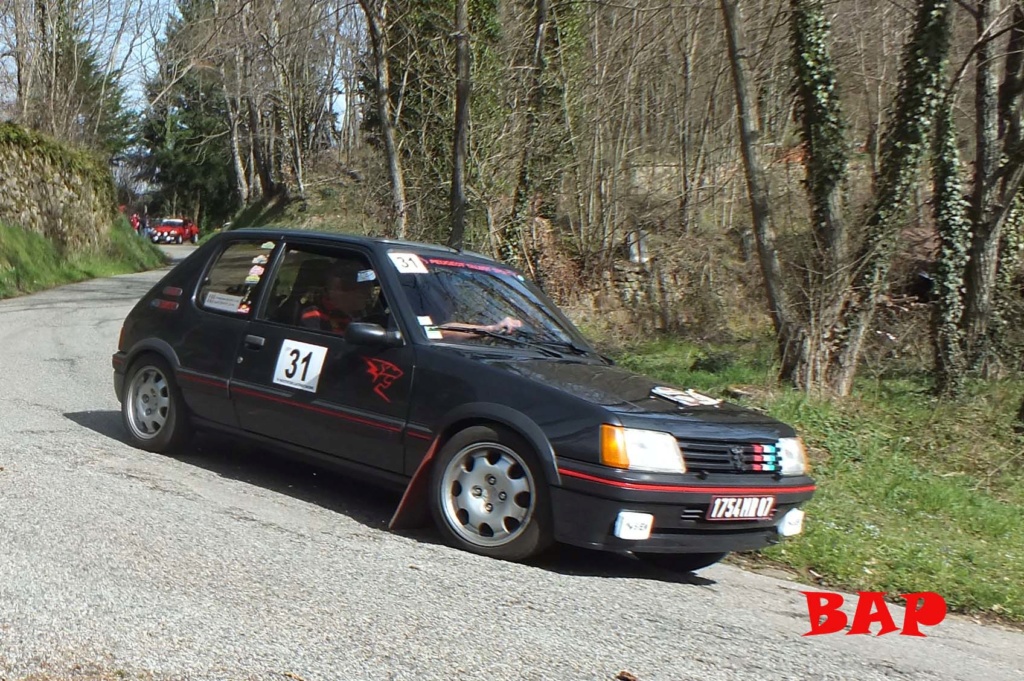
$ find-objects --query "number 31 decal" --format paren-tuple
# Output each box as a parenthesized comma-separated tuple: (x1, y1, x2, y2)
(387, 252, 429, 274)
(273, 339, 328, 392)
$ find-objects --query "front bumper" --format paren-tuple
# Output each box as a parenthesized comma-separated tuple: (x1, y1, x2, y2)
(551, 462, 815, 554)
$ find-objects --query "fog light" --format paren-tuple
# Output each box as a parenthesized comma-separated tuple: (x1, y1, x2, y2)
(614, 511, 654, 540)
(778, 508, 805, 537)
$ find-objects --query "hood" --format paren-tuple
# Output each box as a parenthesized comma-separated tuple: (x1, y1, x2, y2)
(480, 355, 794, 439)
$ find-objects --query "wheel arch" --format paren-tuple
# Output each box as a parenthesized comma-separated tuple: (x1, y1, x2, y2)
(432, 403, 561, 487)
(390, 403, 561, 531)
(124, 339, 181, 375)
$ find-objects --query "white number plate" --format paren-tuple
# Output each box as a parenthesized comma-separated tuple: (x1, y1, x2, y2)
(272, 340, 328, 393)
(388, 252, 429, 274)
(707, 496, 775, 521)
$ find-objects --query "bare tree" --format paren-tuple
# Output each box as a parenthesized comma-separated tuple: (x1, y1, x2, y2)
(358, 0, 407, 238)
(448, 0, 470, 249)
(719, 0, 798, 370)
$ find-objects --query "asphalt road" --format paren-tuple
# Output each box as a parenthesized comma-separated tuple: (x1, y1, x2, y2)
(1, 244, 1022, 681)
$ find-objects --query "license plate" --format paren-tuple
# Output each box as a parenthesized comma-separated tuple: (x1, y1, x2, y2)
(707, 496, 775, 521)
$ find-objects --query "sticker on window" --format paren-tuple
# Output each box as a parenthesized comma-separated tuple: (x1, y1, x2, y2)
(388, 252, 429, 274)
(417, 315, 434, 325)
(252, 254, 269, 265)
(249, 265, 265, 276)
(245, 274, 261, 284)
(260, 241, 275, 249)
(273, 339, 328, 393)
(651, 386, 721, 407)
(204, 292, 244, 313)
(357, 269, 376, 283)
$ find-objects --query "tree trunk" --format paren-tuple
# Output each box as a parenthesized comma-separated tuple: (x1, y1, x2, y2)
(359, 0, 408, 239)
(719, 0, 799, 374)
(505, 0, 550, 265)
(961, 0, 1003, 368)
(829, 0, 952, 396)
(931, 99, 971, 397)
(227, 95, 250, 205)
(788, 0, 852, 390)
(247, 98, 276, 199)
(448, 0, 471, 250)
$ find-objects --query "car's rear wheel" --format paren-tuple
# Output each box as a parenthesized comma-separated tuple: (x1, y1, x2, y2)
(122, 355, 190, 453)
(190, 233, 199, 244)
(430, 425, 553, 561)
(637, 551, 728, 573)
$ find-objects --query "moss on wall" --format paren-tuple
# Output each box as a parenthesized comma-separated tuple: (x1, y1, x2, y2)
(0, 123, 117, 255)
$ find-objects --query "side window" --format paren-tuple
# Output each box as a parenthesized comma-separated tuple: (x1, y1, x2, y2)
(196, 241, 275, 316)
(260, 246, 390, 334)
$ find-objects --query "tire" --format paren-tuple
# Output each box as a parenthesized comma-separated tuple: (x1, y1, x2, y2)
(637, 552, 728, 573)
(121, 355, 191, 453)
(176, 234, 183, 244)
(430, 425, 554, 561)
(190, 233, 199, 244)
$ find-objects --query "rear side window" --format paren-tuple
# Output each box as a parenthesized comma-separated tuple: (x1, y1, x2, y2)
(196, 240, 275, 316)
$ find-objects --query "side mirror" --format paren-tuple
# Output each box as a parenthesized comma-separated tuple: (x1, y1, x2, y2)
(345, 322, 403, 347)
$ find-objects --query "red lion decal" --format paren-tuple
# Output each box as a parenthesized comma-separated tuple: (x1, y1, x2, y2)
(362, 357, 404, 402)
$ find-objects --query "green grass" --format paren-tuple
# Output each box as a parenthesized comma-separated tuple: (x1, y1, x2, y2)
(618, 338, 1024, 624)
(0, 218, 165, 299)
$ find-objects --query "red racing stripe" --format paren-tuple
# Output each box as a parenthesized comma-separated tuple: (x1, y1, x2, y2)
(232, 385, 401, 433)
(179, 372, 228, 389)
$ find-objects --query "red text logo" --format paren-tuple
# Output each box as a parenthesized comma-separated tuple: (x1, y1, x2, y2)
(802, 591, 946, 637)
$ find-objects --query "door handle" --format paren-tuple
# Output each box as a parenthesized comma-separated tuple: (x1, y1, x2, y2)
(244, 334, 265, 349)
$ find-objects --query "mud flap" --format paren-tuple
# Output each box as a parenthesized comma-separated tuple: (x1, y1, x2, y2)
(389, 436, 442, 530)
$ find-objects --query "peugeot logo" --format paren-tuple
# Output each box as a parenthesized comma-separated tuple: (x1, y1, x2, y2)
(729, 446, 745, 470)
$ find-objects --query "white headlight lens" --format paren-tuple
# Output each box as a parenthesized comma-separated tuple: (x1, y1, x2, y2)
(621, 428, 686, 473)
(777, 437, 808, 475)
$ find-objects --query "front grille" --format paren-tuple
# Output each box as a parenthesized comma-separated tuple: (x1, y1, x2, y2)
(678, 439, 780, 474)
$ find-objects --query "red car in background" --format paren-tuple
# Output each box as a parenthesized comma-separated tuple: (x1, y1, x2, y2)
(151, 218, 199, 244)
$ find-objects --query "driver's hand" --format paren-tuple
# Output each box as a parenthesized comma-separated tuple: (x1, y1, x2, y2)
(486, 316, 522, 334)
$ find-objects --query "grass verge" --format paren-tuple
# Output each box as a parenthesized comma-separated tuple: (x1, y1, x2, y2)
(617, 337, 1024, 625)
(0, 218, 165, 299)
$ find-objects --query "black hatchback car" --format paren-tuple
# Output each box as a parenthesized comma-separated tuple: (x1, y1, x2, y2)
(113, 229, 815, 569)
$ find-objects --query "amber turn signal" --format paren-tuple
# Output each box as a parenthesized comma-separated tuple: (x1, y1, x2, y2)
(600, 424, 629, 469)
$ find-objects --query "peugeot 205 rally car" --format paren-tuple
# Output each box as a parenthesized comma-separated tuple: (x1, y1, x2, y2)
(112, 229, 814, 570)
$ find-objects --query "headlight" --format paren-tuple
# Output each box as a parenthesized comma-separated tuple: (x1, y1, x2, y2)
(600, 425, 686, 474)
(777, 437, 809, 475)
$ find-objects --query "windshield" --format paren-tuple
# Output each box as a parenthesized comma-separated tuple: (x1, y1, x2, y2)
(390, 251, 585, 349)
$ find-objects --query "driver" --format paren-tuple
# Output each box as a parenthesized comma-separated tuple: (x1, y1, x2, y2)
(300, 260, 377, 334)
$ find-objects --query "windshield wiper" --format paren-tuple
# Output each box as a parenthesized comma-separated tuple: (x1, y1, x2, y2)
(522, 334, 593, 357)
(436, 325, 564, 358)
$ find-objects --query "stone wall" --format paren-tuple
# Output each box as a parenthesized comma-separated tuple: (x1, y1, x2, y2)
(0, 123, 116, 254)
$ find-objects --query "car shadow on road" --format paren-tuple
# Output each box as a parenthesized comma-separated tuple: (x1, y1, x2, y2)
(66, 410, 718, 587)
(66, 409, 132, 444)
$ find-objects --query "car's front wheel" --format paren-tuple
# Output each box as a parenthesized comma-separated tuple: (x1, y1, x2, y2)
(430, 425, 553, 561)
(637, 551, 728, 573)
(122, 355, 191, 453)
(176, 234, 183, 244)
